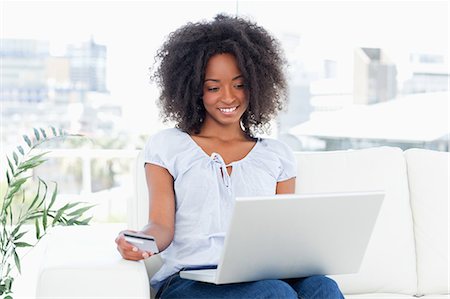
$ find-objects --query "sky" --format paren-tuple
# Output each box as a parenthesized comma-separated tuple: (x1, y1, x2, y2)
(1, 0, 449, 133)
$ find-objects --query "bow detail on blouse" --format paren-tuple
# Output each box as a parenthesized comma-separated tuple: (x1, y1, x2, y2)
(211, 152, 232, 188)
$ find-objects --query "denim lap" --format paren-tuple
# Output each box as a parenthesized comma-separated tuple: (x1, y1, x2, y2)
(158, 275, 344, 299)
(284, 275, 345, 299)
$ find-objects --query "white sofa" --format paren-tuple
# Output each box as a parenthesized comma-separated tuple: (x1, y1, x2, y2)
(35, 147, 449, 298)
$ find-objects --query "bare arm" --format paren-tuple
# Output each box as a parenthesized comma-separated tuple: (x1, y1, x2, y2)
(276, 177, 296, 194)
(116, 163, 175, 260)
(140, 163, 175, 252)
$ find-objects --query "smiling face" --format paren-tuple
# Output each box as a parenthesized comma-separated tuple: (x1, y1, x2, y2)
(201, 53, 248, 130)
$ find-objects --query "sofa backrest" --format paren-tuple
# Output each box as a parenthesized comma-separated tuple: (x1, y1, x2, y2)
(294, 147, 417, 295)
(129, 150, 150, 231)
(132, 146, 450, 296)
(405, 149, 449, 295)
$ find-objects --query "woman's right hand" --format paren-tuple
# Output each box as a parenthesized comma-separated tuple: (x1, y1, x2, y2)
(115, 230, 154, 261)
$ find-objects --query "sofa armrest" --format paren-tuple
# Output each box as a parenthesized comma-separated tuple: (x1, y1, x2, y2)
(36, 224, 151, 299)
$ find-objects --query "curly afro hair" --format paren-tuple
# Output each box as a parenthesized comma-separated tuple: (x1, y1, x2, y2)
(151, 14, 288, 136)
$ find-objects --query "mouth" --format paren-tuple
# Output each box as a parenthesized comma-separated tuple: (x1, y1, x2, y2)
(218, 106, 238, 114)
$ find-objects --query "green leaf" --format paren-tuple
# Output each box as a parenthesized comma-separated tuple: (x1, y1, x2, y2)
(66, 215, 81, 225)
(17, 145, 25, 155)
(66, 202, 84, 210)
(3, 198, 13, 215)
(14, 231, 28, 240)
(13, 151, 19, 166)
(67, 205, 94, 217)
(1, 276, 14, 295)
(14, 242, 33, 248)
(23, 150, 49, 162)
(28, 180, 41, 210)
(14, 250, 21, 274)
(10, 176, 30, 189)
(6, 184, 21, 200)
(51, 126, 57, 136)
(7, 157, 15, 176)
(34, 128, 40, 141)
(37, 178, 48, 209)
(48, 183, 58, 210)
(52, 208, 65, 225)
(77, 216, 93, 225)
(26, 214, 43, 221)
(43, 204, 48, 231)
(40, 128, 47, 138)
(16, 159, 46, 172)
(9, 204, 13, 224)
(6, 171, 11, 185)
(23, 134, 32, 147)
(6, 177, 30, 203)
(17, 153, 49, 171)
(52, 202, 83, 225)
(11, 225, 21, 237)
(35, 218, 40, 239)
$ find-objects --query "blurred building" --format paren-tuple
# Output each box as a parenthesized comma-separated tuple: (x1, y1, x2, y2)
(45, 56, 72, 103)
(402, 52, 449, 94)
(1, 38, 119, 148)
(0, 38, 108, 104)
(290, 92, 449, 152)
(353, 47, 397, 105)
(276, 33, 314, 149)
(0, 39, 49, 103)
(66, 38, 107, 92)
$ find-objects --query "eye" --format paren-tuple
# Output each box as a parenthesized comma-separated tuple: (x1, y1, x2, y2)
(207, 87, 220, 92)
(234, 83, 245, 89)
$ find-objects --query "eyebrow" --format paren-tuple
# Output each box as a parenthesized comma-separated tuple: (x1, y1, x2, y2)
(204, 75, 243, 83)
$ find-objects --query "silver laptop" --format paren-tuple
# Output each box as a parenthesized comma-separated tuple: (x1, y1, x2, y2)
(180, 191, 384, 284)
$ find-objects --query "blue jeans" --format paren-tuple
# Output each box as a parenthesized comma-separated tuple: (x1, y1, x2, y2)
(156, 273, 344, 299)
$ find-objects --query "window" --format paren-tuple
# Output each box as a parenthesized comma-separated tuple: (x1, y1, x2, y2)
(2, 1, 448, 224)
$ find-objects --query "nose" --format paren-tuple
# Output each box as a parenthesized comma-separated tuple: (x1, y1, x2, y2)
(221, 86, 236, 104)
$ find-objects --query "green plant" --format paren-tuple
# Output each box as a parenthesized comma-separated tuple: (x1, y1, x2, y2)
(0, 127, 94, 298)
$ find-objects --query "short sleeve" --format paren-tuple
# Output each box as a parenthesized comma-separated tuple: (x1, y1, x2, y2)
(142, 129, 178, 178)
(261, 138, 297, 182)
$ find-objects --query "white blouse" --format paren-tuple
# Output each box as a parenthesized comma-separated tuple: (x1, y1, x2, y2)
(143, 128, 297, 290)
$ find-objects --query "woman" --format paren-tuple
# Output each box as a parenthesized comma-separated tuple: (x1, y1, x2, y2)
(116, 14, 344, 299)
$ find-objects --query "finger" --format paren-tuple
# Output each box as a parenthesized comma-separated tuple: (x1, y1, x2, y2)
(125, 245, 149, 258)
(117, 240, 139, 259)
(118, 246, 144, 261)
(115, 231, 126, 244)
(143, 250, 157, 259)
(117, 236, 136, 251)
(127, 248, 153, 260)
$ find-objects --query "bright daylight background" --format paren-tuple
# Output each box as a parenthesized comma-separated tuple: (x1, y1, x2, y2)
(1, 0, 449, 230)
(0, 1, 448, 297)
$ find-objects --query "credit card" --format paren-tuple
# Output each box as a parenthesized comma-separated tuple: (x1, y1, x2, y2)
(124, 232, 159, 253)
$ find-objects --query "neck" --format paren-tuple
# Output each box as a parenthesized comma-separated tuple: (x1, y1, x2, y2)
(196, 120, 248, 141)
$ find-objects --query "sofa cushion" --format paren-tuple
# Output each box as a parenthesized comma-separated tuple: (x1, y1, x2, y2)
(405, 149, 449, 295)
(131, 150, 150, 230)
(294, 147, 417, 295)
(36, 225, 151, 299)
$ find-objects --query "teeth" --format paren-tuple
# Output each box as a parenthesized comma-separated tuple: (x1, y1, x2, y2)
(219, 107, 237, 113)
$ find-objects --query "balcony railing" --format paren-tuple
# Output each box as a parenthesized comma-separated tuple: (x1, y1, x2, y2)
(33, 148, 140, 223)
